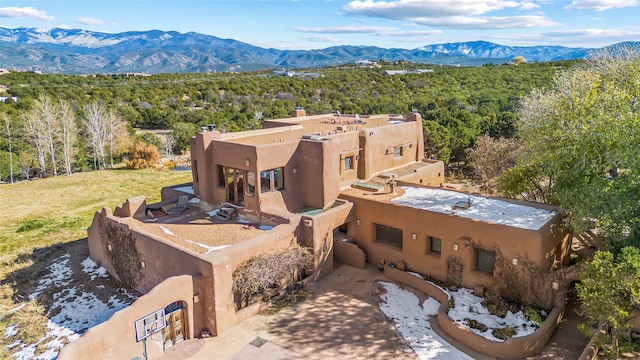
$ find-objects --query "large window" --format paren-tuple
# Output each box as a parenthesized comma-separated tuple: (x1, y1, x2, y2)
(428, 236, 442, 255)
(375, 223, 403, 249)
(260, 168, 284, 193)
(476, 248, 496, 274)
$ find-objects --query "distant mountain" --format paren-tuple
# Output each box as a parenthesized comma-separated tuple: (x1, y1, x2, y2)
(0, 27, 637, 74)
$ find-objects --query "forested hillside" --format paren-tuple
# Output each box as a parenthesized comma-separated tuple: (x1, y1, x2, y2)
(0, 61, 572, 181)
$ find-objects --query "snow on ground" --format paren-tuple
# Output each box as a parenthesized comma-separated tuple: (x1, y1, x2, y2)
(378, 282, 474, 360)
(447, 288, 538, 341)
(379, 279, 540, 359)
(6, 255, 137, 360)
(392, 187, 556, 230)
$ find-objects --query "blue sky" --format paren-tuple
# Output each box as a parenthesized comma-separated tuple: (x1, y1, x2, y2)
(1, 1, 638, 49)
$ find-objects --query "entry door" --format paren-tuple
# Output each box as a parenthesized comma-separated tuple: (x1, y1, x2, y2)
(162, 309, 186, 350)
(226, 168, 244, 205)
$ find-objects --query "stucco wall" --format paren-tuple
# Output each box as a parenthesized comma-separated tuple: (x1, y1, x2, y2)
(395, 160, 445, 186)
(87, 209, 215, 336)
(340, 191, 566, 292)
(300, 200, 354, 280)
(58, 275, 194, 360)
(358, 121, 423, 179)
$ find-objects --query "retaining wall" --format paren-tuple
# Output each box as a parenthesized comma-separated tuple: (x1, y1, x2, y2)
(383, 265, 563, 359)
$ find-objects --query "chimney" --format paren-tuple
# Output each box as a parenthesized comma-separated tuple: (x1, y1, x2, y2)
(292, 106, 306, 117)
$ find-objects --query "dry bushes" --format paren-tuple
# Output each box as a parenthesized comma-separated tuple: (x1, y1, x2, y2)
(125, 140, 159, 169)
(233, 244, 312, 309)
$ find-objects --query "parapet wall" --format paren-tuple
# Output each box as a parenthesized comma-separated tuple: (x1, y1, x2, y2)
(383, 265, 563, 359)
(58, 275, 194, 360)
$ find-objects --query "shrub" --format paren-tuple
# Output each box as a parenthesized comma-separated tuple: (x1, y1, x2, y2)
(492, 326, 517, 340)
(125, 140, 160, 169)
(233, 244, 312, 309)
(464, 318, 488, 333)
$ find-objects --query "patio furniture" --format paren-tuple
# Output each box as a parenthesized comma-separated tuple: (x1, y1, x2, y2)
(167, 196, 189, 216)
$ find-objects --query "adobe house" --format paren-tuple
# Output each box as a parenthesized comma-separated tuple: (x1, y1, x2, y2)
(61, 109, 572, 359)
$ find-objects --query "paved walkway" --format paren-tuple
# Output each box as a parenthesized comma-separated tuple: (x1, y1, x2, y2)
(160, 264, 588, 360)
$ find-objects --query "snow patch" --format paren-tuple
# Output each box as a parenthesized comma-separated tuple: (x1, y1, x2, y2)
(378, 282, 473, 359)
(81, 257, 108, 281)
(4, 325, 18, 338)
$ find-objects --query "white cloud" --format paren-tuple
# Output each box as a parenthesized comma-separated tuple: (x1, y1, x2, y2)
(413, 15, 559, 29)
(342, 0, 556, 29)
(490, 27, 640, 47)
(294, 25, 441, 36)
(542, 27, 640, 40)
(76, 17, 107, 26)
(343, 0, 525, 18)
(301, 35, 340, 42)
(564, 0, 639, 11)
(0, 6, 54, 21)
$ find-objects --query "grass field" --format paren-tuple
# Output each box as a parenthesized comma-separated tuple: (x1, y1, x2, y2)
(0, 168, 192, 359)
(0, 169, 193, 261)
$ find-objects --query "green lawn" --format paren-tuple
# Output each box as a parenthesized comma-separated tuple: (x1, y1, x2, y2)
(0, 168, 193, 262)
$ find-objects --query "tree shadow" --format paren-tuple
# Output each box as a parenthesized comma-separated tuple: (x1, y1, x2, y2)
(262, 266, 413, 359)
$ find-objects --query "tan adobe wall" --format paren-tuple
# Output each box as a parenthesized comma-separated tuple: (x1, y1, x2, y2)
(384, 266, 563, 359)
(87, 208, 216, 336)
(190, 112, 427, 213)
(340, 190, 566, 292)
(395, 160, 445, 186)
(298, 200, 354, 280)
(334, 239, 366, 269)
(357, 121, 423, 179)
(58, 275, 194, 360)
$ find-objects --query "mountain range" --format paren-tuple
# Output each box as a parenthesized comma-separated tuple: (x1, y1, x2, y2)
(0, 27, 637, 74)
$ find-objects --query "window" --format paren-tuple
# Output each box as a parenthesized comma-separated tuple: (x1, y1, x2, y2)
(428, 236, 442, 255)
(393, 146, 402, 157)
(375, 223, 403, 249)
(218, 165, 225, 186)
(476, 248, 496, 274)
(260, 168, 284, 193)
(345, 156, 354, 170)
(245, 171, 255, 196)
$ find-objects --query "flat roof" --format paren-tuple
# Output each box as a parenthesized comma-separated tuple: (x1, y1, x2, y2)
(391, 186, 556, 230)
(120, 207, 271, 254)
(219, 113, 414, 145)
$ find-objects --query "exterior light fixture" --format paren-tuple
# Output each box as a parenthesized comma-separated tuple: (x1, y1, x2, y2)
(411, 233, 417, 240)
(552, 281, 559, 290)
(245, 159, 251, 166)
(355, 219, 361, 226)
(512, 258, 519, 266)
(453, 244, 459, 251)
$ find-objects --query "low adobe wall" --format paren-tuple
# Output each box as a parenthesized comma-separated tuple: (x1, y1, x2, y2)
(383, 266, 563, 359)
(333, 238, 366, 269)
(58, 275, 194, 360)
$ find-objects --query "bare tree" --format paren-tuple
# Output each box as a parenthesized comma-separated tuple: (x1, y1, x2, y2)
(59, 100, 77, 175)
(164, 133, 175, 158)
(3, 115, 13, 183)
(23, 98, 50, 177)
(83, 102, 129, 169)
(83, 102, 108, 169)
(467, 134, 521, 193)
